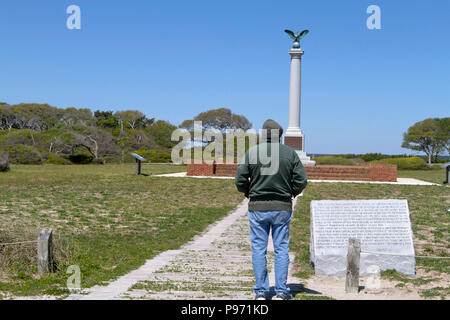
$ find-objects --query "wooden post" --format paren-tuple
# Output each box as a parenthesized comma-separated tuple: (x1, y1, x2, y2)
(37, 229, 54, 275)
(345, 238, 361, 293)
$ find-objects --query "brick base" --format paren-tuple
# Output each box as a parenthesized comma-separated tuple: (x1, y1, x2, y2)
(186, 161, 215, 176)
(304, 164, 397, 182)
(284, 136, 303, 150)
(215, 163, 240, 177)
(187, 162, 397, 182)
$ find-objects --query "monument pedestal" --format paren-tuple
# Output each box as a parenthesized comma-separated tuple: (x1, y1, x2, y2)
(295, 150, 315, 166)
(284, 128, 316, 166)
(284, 48, 316, 166)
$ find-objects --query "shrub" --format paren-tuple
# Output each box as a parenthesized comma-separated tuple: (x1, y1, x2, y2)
(3, 129, 35, 146)
(122, 153, 136, 163)
(428, 164, 444, 170)
(370, 157, 426, 170)
(313, 156, 357, 166)
(360, 153, 384, 162)
(420, 156, 448, 164)
(102, 156, 121, 164)
(68, 153, 94, 164)
(91, 158, 105, 165)
(5, 145, 42, 164)
(45, 153, 72, 165)
(135, 148, 172, 163)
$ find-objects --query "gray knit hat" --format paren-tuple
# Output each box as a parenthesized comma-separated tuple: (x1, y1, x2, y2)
(262, 119, 283, 140)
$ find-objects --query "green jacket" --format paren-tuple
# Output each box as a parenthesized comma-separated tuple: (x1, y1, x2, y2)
(235, 141, 308, 211)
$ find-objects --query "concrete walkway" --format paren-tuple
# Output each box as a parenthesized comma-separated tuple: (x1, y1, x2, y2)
(67, 198, 303, 300)
(154, 172, 439, 186)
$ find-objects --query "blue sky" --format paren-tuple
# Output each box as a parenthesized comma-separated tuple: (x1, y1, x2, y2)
(0, 0, 449, 154)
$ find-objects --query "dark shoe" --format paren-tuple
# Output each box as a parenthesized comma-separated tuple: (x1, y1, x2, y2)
(255, 292, 266, 300)
(272, 292, 293, 300)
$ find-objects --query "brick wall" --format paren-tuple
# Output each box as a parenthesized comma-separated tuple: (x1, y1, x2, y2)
(186, 161, 215, 176)
(366, 163, 397, 182)
(304, 165, 371, 181)
(187, 162, 397, 182)
(306, 163, 397, 182)
(215, 163, 240, 177)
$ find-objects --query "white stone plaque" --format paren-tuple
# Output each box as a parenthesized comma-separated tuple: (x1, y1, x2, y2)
(310, 199, 415, 277)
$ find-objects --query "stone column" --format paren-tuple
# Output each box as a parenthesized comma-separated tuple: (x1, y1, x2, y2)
(284, 48, 315, 165)
(287, 49, 303, 133)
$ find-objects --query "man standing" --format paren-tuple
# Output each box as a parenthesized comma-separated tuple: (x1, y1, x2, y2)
(235, 119, 308, 300)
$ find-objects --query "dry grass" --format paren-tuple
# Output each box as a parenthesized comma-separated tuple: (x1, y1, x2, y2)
(0, 164, 243, 296)
(290, 180, 449, 295)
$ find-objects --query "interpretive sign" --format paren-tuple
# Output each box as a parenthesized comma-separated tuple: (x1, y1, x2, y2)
(310, 199, 415, 277)
(130, 153, 146, 175)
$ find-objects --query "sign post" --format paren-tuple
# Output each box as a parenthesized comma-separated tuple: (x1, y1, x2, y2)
(130, 153, 146, 175)
(442, 162, 450, 184)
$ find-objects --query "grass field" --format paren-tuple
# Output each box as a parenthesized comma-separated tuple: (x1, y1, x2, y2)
(0, 164, 243, 297)
(398, 168, 447, 185)
(0, 165, 448, 299)
(290, 177, 449, 299)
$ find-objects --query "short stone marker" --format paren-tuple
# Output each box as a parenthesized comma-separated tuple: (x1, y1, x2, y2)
(310, 199, 415, 277)
(0, 152, 10, 172)
(345, 238, 361, 293)
(38, 229, 55, 275)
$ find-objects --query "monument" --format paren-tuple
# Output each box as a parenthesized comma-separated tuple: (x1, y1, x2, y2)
(186, 30, 398, 181)
(284, 29, 316, 166)
(310, 199, 416, 277)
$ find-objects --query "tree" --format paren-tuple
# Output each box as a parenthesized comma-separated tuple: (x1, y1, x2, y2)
(115, 110, 152, 131)
(0, 104, 16, 132)
(67, 127, 118, 159)
(44, 125, 118, 160)
(402, 118, 447, 164)
(116, 129, 155, 151)
(436, 117, 450, 155)
(0, 102, 184, 164)
(179, 108, 252, 133)
(94, 110, 117, 128)
(178, 108, 254, 161)
(60, 107, 93, 126)
(179, 107, 252, 147)
(12, 104, 59, 131)
(146, 120, 177, 148)
(79, 127, 118, 159)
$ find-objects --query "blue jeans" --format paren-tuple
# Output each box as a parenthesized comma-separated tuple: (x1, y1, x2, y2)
(248, 210, 293, 295)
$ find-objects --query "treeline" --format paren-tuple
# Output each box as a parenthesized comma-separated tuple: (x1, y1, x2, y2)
(0, 102, 177, 164)
(312, 152, 448, 170)
(402, 117, 449, 164)
(312, 155, 437, 170)
(317, 153, 448, 163)
(312, 115, 450, 166)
